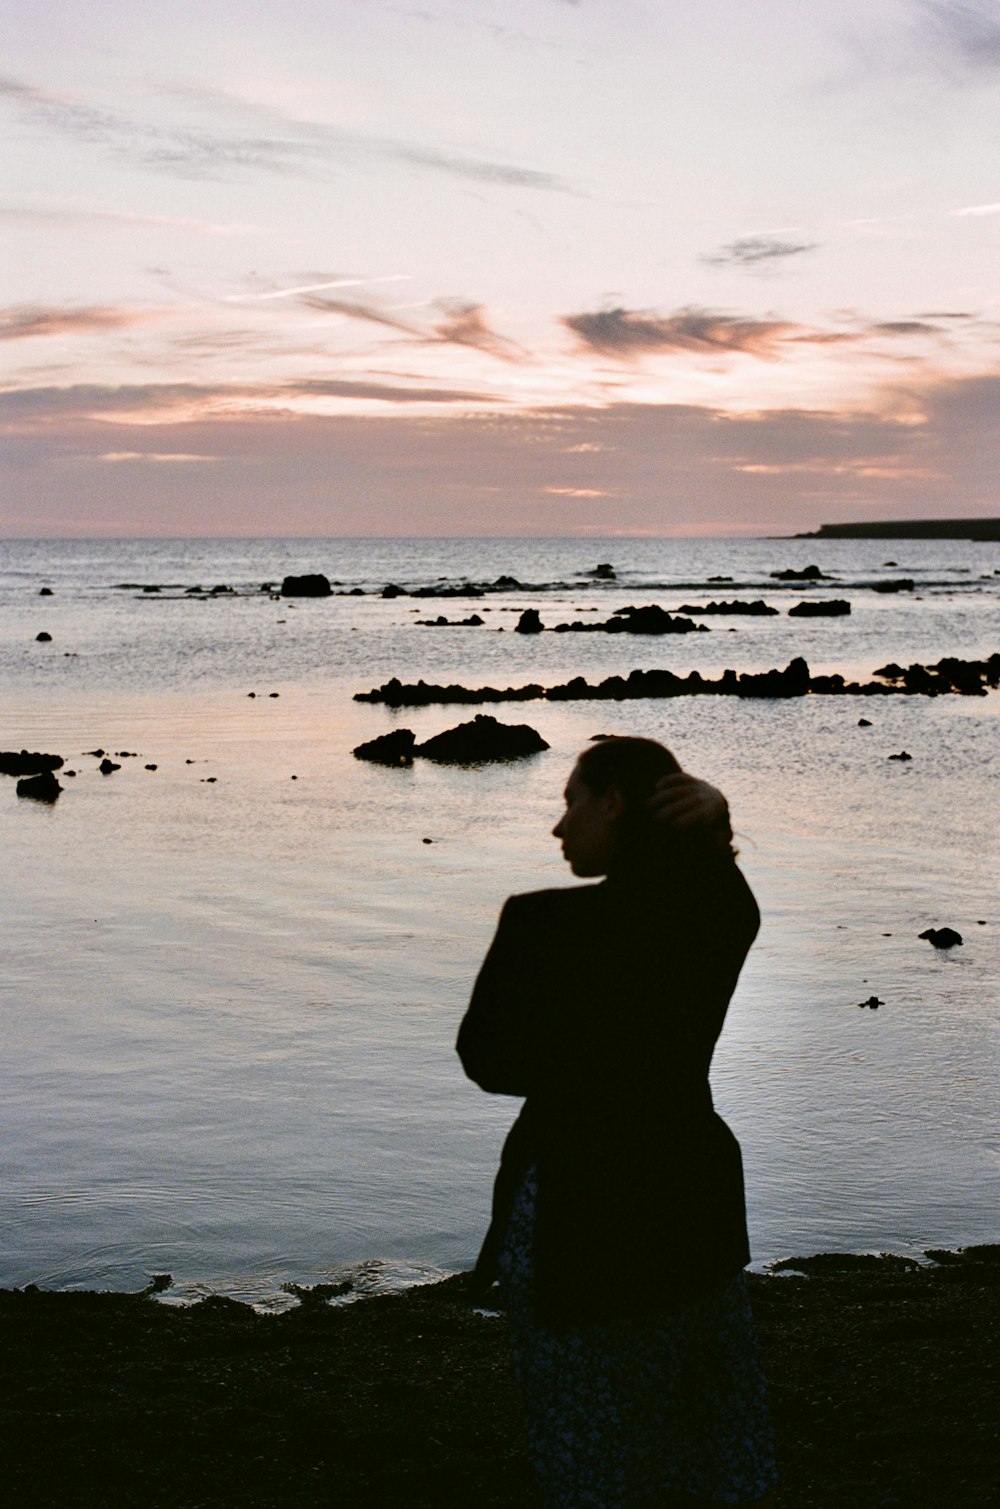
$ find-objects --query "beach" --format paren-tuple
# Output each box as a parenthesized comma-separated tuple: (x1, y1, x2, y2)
(4, 1248, 999, 1508)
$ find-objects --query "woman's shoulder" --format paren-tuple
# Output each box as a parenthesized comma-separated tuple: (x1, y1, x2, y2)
(499, 883, 605, 926)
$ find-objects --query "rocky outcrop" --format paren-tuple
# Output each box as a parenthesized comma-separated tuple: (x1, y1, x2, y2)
(352, 729, 417, 766)
(553, 604, 703, 635)
(919, 927, 963, 948)
(770, 564, 831, 581)
(873, 656, 1000, 695)
(872, 579, 914, 594)
(788, 600, 851, 617)
(416, 715, 549, 763)
(353, 716, 548, 766)
(281, 574, 331, 597)
(355, 652, 1000, 706)
(416, 614, 485, 627)
(514, 609, 544, 634)
(677, 600, 778, 616)
(16, 770, 62, 801)
(0, 750, 64, 776)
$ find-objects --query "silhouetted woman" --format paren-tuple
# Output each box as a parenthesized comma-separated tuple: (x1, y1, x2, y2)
(457, 738, 776, 1508)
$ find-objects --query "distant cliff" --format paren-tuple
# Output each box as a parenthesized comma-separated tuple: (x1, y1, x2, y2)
(795, 519, 1000, 541)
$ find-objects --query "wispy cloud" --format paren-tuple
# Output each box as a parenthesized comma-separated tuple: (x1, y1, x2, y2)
(561, 305, 798, 360)
(431, 300, 526, 361)
(0, 376, 496, 423)
(0, 73, 572, 191)
(0, 199, 261, 235)
(0, 303, 149, 340)
(297, 293, 421, 336)
(99, 451, 218, 463)
(917, 2, 1000, 71)
(951, 201, 1000, 216)
(702, 235, 819, 269)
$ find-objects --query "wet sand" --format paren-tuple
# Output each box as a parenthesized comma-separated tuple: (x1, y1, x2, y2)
(3, 1250, 998, 1508)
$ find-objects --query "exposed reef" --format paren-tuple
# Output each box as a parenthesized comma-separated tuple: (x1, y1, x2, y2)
(280, 574, 332, 597)
(415, 613, 485, 627)
(788, 600, 851, 617)
(353, 715, 549, 765)
(15, 771, 62, 801)
(355, 653, 1000, 707)
(0, 751, 65, 776)
(677, 600, 778, 616)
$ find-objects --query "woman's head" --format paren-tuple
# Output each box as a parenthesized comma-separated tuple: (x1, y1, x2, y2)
(552, 736, 681, 877)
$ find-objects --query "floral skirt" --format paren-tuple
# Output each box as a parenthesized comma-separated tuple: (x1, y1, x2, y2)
(498, 1168, 777, 1508)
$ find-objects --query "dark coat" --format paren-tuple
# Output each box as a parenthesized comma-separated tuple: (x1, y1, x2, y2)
(456, 854, 760, 1324)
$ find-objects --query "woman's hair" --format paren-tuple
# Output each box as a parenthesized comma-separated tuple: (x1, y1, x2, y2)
(575, 735, 680, 807)
(575, 736, 682, 872)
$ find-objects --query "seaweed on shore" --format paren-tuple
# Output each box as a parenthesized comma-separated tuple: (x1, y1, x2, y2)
(3, 1255, 1000, 1507)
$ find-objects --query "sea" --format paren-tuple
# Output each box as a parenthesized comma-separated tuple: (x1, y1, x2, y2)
(2, 535, 998, 1309)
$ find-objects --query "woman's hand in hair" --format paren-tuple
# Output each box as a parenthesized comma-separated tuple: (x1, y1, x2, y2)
(647, 773, 732, 848)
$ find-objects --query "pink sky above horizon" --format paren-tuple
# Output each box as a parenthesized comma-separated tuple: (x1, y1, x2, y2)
(3, 1, 1000, 537)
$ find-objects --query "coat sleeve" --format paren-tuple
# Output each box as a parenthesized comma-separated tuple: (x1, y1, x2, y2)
(456, 895, 538, 1096)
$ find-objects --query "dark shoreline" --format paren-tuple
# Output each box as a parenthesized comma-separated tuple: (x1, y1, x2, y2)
(4, 1247, 998, 1508)
(793, 518, 1000, 540)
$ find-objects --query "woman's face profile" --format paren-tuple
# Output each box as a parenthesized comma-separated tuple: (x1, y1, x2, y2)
(552, 763, 623, 877)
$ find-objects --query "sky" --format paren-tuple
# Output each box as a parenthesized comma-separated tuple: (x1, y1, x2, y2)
(3, 0, 1000, 537)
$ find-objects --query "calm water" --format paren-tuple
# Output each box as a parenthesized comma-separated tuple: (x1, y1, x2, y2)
(2, 536, 998, 1306)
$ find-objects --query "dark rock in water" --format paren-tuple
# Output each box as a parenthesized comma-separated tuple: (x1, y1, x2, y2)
(857, 996, 883, 1009)
(280, 574, 331, 598)
(142, 585, 161, 594)
(0, 750, 64, 776)
(16, 770, 62, 801)
(515, 609, 544, 634)
(416, 715, 549, 763)
(770, 564, 829, 581)
(589, 562, 616, 579)
(788, 599, 851, 617)
(99, 757, 121, 774)
(352, 729, 417, 766)
(858, 718, 872, 727)
(872, 579, 914, 593)
(552, 604, 702, 635)
(416, 613, 485, 627)
(608, 604, 699, 635)
(736, 657, 811, 698)
(410, 584, 485, 599)
(39, 587, 53, 596)
(493, 575, 521, 588)
(36, 631, 52, 642)
(677, 599, 777, 616)
(919, 927, 963, 948)
(354, 652, 1000, 705)
(887, 750, 912, 761)
(145, 764, 157, 771)
(210, 584, 234, 596)
(382, 583, 404, 598)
